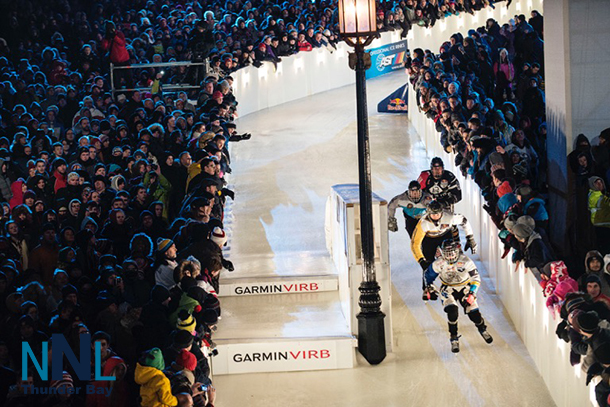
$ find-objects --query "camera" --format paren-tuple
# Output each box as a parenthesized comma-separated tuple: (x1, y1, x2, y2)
(199, 384, 208, 392)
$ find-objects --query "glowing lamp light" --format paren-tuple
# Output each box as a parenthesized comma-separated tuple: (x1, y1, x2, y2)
(338, 0, 377, 37)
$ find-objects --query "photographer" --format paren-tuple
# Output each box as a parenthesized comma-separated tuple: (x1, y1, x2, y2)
(187, 20, 215, 86)
(101, 21, 132, 89)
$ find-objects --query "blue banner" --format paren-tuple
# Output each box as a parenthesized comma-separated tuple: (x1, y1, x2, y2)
(366, 40, 408, 79)
(377, 84, 408, 114)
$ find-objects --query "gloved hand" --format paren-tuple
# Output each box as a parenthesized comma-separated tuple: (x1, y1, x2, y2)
(426, 284, 439, 301)
(512, 250, 524, 264)
(465, 235, 477, 254)
(555, 320, 570, 342)
(418, 258, 430, 271)
(388, 216, 398, 232)
(223, 259, 235, 272)
(587, 363, 604, 385)
(221, 188, 235, 200)
(466, 293, 476, 305)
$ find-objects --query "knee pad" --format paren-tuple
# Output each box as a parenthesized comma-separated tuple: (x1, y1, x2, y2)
(467, 309, 483, 325)
(445, 304, 459, 323)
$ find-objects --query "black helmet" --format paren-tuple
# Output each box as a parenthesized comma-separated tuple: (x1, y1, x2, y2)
(441, 239, 461, 263)
(427, 200, 443, 214)
(431, 157, 444, 168)
(408, 181, 422, 202)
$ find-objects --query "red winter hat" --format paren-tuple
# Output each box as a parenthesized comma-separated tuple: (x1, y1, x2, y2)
(175, 349, 197, 371)
(496, 181, 513, 198)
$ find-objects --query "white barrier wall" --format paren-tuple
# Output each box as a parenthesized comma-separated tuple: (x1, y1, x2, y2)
(408, 2, 597, 406)
(233, 31, 402, 117)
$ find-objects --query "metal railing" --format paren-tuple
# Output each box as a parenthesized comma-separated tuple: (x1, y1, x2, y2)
(110, 60, 210, 96)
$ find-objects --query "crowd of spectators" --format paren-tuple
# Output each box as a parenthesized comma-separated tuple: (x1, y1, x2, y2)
(407, 8, 610, 406)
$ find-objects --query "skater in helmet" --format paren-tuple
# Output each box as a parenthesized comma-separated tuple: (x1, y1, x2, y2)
(388, 180, 432, 237)
(424, 239, 493, 353)
(417, 157, 462, 211)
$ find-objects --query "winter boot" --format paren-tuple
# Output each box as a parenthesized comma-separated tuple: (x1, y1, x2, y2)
(450, 335, 460, 353)
(479, 329, 493, 344)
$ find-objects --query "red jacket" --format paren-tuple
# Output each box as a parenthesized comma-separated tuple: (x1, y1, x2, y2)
(52, 170, 67, 193)
(101, 31, 130, 64)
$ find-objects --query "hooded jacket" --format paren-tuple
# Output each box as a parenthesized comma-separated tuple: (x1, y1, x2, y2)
(588, 176, 610, 226)
(577, 251, 610, 296)
(0, 158, 12, 203)
(134, 363, 177, 407)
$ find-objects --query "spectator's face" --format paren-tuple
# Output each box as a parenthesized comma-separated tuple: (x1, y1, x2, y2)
(91, 191, 100, 203)
(181, 153, 192, 167)
(137, 188, 147, 202)
(578, 155, 588, 168)
(204, 161, 216, 175)
(587, 282, 601, 298)
(165, 244, 177, 260)
(43, 229, 56, 244)
(115, 211, 125, 224)
(7, 222, 18, 236)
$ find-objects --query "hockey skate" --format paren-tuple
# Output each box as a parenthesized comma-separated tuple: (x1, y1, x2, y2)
(450, 335, 460, 353)
(479, 329, 493, 344)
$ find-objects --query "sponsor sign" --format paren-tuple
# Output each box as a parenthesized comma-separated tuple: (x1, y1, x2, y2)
(219, 277, 338, 297)
(377, 84, 408, 114)
(212, 338, 355, 374)
(366, 40, 408, 79)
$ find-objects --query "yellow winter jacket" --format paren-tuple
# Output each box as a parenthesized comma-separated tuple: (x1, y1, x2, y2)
(186, 162, 202, 192)
(589, 189, 610, 227)
(134, 363, 178, 407)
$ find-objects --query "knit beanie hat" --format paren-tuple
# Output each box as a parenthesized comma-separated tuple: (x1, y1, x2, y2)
(61, 284, 78, 299)
(50, 371, 74, 391)
(210, 227, 228, 247)
(177, 309, 196, 332)
(578, 311, 600, 334)
(586, 274, 603, 287)
(180, 276, 198, 292)
(67, 172, 79, 182)
(151, 285, 171, 304)
(143, 348, 165, 370)
(173, 330, 194, 349)
(201, 308, 218, 325)
(175, 349, 197, 371)
(202, 295, 221, 317)
(157, 238, 174, 254)
(187, 286, 207, 305)
(512, 223, 533, 240)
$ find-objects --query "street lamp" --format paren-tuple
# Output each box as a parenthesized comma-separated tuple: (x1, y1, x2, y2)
(338, 0, 386, 365)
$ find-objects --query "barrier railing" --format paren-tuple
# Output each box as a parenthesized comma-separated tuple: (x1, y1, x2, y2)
(110, 60, 209, 96)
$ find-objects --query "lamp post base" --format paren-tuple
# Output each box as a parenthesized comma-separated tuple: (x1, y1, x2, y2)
(357, 281, 386, 365)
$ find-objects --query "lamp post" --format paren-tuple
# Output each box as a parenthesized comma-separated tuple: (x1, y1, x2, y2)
(338, 0, 386, 365)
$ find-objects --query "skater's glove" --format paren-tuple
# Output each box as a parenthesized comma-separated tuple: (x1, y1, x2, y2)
(419, 258, 430, 271)
(388, 216, 398, 232)
(223, 259, 235, 272)
(221, 188, 235, 200)
(465, 235, 477, 254)
(466, 293, 476, 305)
(426, 284, 439, 301)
